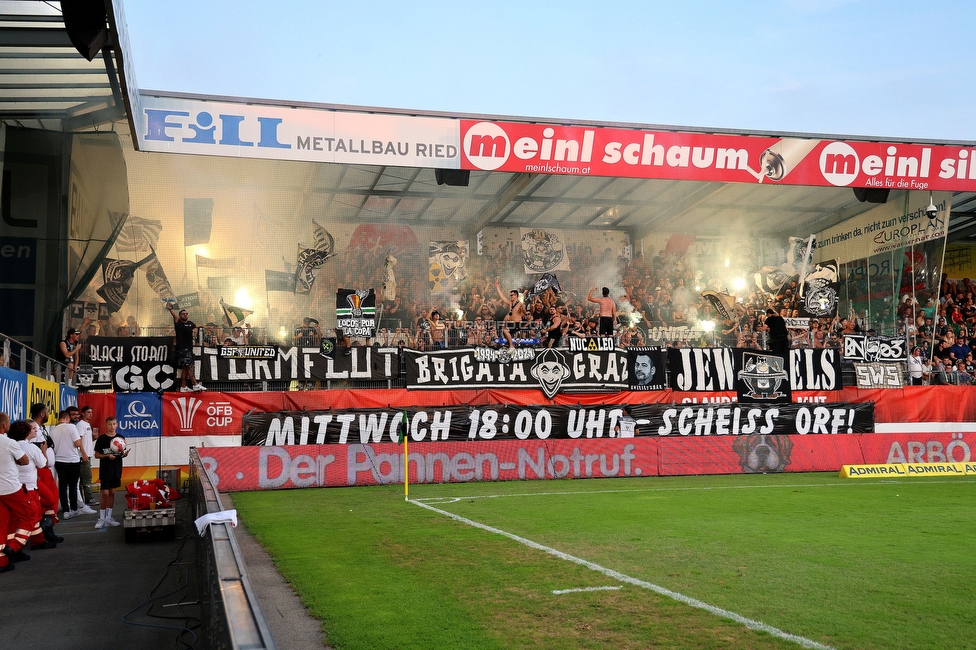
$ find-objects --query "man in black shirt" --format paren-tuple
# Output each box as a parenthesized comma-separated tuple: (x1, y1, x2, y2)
(168, 304, 205, 392)
(764, 308, 790, 355)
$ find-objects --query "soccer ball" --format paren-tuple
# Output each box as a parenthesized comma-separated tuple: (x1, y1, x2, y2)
(110, 437, 126, 454)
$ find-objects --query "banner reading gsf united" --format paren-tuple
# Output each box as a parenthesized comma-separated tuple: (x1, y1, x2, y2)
(242, 401, 875, 446)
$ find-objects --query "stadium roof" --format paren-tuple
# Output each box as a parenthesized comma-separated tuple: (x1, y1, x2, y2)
(2, 0, 976, 244)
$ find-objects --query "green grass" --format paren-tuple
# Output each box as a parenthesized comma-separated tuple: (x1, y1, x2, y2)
(233, 473, 976, 650)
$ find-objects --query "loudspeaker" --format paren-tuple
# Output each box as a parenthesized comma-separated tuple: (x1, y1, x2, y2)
(852, 188, 890, 204)
(435, 169, 470, 187)
(61, 0, 109, 61)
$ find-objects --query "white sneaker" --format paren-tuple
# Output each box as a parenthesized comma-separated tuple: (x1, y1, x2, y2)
(105, 517, 121, 527)
(192, 383, 206, 392)
(94, 518, 105, 529)
(78, 505, 96, 515)
(180, 386, 191, 393)
(62, 510, 77, 520)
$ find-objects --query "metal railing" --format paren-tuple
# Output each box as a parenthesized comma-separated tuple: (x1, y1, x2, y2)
(0, 332, 71, 382)
(189, 448, 277, 650)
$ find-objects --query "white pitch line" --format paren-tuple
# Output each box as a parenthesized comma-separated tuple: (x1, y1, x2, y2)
(552, 585, 621, 595)
(413, 478, 973, 504)
(411, 499, 834, 650)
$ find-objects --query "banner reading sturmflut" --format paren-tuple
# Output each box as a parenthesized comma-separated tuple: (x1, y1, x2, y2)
(196, 345, 397, 382)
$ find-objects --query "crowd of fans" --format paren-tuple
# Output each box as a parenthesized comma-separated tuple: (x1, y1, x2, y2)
(0, 404, 127, 574)
(60, 236, 976, 387)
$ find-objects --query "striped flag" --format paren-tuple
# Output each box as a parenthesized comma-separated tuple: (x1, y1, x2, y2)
(115, 216, 163, 252)
(220, 298, 253, 327)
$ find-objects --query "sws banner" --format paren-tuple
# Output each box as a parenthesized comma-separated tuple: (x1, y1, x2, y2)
(196, 345, 398, 382)
(241, 401, 874, 446)
(81, 336, 176, 392)
(667, 347, 843, 393)
(405, 348, 629, 397)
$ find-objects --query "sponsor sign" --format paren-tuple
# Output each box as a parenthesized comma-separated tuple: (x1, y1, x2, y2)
(0, 366, 28, 421)
(460, 121, 976, 192)
(854, 363, 904, 389)
(840, 462, 976, 478)
(27, 374, 59, 425)
(844, 335, 908, 362)
(241, 401, 874, 446)
(139, 95, 461, 169)
(196, 345, 398, 382)
(628, 347, 666, 391)
(115, 393, 162, 437)
(405, 348, 628, 398)
(83, 336, 176, 392)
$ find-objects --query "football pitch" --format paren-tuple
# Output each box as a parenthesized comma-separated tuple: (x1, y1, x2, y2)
(233, 473, 976, 650)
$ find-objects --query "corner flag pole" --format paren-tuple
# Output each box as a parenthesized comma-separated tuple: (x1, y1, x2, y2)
(400, 410, 409, 501)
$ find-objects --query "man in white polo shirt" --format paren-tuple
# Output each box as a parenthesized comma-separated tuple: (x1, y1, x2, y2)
(49, 410, 89, 519)
(69, 406, 96, 512)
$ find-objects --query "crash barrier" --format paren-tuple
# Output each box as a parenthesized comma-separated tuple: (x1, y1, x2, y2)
(189, 448, 277, 650)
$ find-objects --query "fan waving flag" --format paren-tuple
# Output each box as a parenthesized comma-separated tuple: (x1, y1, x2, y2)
(220, 298, 253, 327)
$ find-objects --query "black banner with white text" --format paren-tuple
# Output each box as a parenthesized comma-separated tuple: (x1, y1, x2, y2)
(196, 345, 398, 382)
(242, 401, 875, 446)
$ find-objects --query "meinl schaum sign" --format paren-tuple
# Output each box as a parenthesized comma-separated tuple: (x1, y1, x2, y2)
(196, 345, 398, 382)
(241, 402, 875, 446)
(404, 347, 628, 398)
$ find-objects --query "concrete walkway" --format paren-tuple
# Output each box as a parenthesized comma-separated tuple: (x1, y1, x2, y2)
(0, 499, 198, 650)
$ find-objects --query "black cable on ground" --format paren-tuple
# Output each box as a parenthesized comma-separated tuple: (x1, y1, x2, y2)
(120, 498, 201, 649)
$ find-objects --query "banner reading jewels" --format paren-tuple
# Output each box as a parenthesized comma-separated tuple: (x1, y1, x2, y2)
(667, 347, 843, 393)
(404, 348, 628, 397)
(196, 345, 398, 382)
(241, 402, 875, 446)
(81, 336, 176, 392)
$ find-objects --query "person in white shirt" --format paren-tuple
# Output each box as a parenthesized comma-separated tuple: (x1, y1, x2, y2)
(614, 405, 640, 438)
(8, 420, 56, 550)
(69, 406, 96, 510)
(49, 410, 89, 519)
(907, 347, 927, 385)
(0, 412, 32, 571)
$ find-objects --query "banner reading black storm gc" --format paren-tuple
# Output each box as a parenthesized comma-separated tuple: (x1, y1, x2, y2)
(404, 348, 628, 397)
(242, 402, 875, 446)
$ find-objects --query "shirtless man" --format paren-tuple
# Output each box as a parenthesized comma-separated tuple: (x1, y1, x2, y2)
(587, 287, 617, 336)
(495, 280, 528, 348)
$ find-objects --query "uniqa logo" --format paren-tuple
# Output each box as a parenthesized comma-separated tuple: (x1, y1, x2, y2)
(171, 396, 203, 432)
(120, 400, 159, 431)
(463, 122, 510, 170)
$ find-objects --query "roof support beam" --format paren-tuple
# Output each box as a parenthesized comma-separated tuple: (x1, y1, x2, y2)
(464, 173, 533, 236)
(0, 26, 73, 47)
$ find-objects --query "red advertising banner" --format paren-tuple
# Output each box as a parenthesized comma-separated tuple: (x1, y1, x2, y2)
(199, 438, 658, 491)
(162, 391, 282, 436)
(199, 431, 976, 492)
(460, 120, 976, 191)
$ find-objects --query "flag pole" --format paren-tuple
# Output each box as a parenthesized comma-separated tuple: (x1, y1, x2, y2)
(404, 432, 409, 501)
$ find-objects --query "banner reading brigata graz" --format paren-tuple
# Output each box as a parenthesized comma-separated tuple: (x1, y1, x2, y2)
(242, 402, 874, 446)
(196, 345, 398, 382)
(404, 348, 628, 398)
